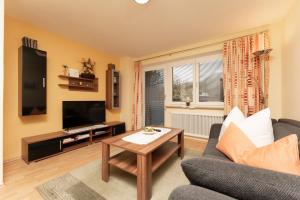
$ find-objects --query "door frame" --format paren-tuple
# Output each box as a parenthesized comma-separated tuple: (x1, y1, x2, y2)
(142, 65, 165, 127)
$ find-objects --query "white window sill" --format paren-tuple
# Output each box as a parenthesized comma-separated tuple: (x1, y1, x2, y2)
(165, 103, 224, 110)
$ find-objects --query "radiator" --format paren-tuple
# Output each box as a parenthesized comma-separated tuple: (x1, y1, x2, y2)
(171, 112, 223, 138)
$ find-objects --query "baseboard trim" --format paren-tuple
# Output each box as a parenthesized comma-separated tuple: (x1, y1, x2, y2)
(4, 156, 21, 164)
(184, 135, 208, 142)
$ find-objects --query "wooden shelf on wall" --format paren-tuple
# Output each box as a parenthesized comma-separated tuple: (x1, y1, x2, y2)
(106, 68, 120, 109)
(58, 83, 96, 90)
(58, 75, 98, 91)
(58, 75, 95, 81)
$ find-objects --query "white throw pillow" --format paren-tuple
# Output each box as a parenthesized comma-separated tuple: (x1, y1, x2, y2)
(237, 108, 274, 147)
(219, 107, 245, 140)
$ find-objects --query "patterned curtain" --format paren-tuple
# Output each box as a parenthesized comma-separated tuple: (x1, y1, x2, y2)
(131, 61, 143, 130)
(223, 32, 270, 116)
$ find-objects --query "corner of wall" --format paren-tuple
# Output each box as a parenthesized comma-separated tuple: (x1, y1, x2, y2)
(0, 0, 4, 186)
(281, 0, 300, 120)
(4, 17, 121, 161)
(120, 57, 134, 130)
(268, 20, 284, 119)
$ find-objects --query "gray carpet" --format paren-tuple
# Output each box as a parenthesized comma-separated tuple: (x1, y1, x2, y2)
(37, 149, 200, 200)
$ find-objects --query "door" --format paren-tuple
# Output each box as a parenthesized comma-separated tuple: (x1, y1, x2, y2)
(144, 69, 165, 126)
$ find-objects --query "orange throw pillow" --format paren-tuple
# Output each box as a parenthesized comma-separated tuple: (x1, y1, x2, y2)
(216, 123, 256, 162)
(238, 134, 300, 176)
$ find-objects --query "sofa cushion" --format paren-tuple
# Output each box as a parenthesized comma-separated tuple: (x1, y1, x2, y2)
(202, 138, 231, 161)
(274, 122, 300, 140)
(273, 122, 300, 151)
(217, 123, 256, 162)
(238, 134, 300, 176)
(181, 157, 300, 200)
(208, 119, 276, 140)
(219, 107, 245, 140)
(169, 185, 236, 200)
(279, 119, 300, 128)
(208, 124, 223, 139)
(234, 108, 274, 147)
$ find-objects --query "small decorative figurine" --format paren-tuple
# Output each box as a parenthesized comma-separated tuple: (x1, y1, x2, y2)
(80, 58, 96, 79)
(62, 65, 69, 76)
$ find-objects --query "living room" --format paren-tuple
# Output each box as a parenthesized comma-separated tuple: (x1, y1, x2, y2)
(1, 0, 300, 199)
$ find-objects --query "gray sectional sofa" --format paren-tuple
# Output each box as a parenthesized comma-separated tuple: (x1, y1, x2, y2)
(169, 119, 300, 200)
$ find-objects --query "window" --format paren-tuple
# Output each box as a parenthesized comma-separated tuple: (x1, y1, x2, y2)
(169, 52, 224, 106)
(172, 64, 193, 102)
(199, 58, 223, 102)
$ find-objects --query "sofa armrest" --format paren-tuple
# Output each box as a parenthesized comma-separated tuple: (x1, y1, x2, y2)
(181, 158, 300, 200)
(208, 123, 222, 139)
(169, 185, 236, 200)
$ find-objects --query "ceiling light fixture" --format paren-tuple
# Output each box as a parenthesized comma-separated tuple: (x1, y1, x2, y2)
(134, 0, 150, 5)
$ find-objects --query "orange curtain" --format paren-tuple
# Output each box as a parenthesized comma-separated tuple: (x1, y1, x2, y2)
(131, 61, 143, 130)
(223, 32, 270, 116)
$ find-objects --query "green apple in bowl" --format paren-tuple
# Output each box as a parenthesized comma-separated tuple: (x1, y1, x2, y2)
(144, 127, 154, 132)
(143, 127, 156, 135)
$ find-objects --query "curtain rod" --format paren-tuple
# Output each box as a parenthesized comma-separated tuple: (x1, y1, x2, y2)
(136, 30, 268, 62)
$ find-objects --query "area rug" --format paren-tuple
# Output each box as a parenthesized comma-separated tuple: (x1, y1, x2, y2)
(37, 149, 200, 200)
(37, 173, 105, 200)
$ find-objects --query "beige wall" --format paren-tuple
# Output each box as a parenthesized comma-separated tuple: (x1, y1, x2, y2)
(4, 16, 121, 161)
(119, 57, 134, 130)
(268, 21, 283, 119)
(282, 0, 300, 120)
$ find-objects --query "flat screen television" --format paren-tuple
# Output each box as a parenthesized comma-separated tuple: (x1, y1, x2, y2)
(63, 101, 106, 129)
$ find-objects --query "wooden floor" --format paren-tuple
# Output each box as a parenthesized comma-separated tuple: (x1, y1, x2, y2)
(0, 137, 207, 200)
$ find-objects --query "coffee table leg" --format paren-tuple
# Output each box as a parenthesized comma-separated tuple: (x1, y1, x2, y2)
(102, 143, 110, 182)
(137, 154, 152, 200)
(178, 130, 184, 159)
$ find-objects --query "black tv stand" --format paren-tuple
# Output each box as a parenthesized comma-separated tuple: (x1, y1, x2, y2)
(21, 121, 125, 164)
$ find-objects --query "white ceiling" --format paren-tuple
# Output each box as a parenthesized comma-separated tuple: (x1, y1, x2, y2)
(5, 0, 295, 57)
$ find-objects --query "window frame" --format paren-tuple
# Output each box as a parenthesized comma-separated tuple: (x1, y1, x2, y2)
(143, 51, 224, 110)
(167, 52, 224, 108)
(171, 61, 195, 103)
(195, 53, 224, 107)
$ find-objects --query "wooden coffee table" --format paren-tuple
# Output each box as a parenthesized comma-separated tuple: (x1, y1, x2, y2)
(101, 128, 184, 200)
